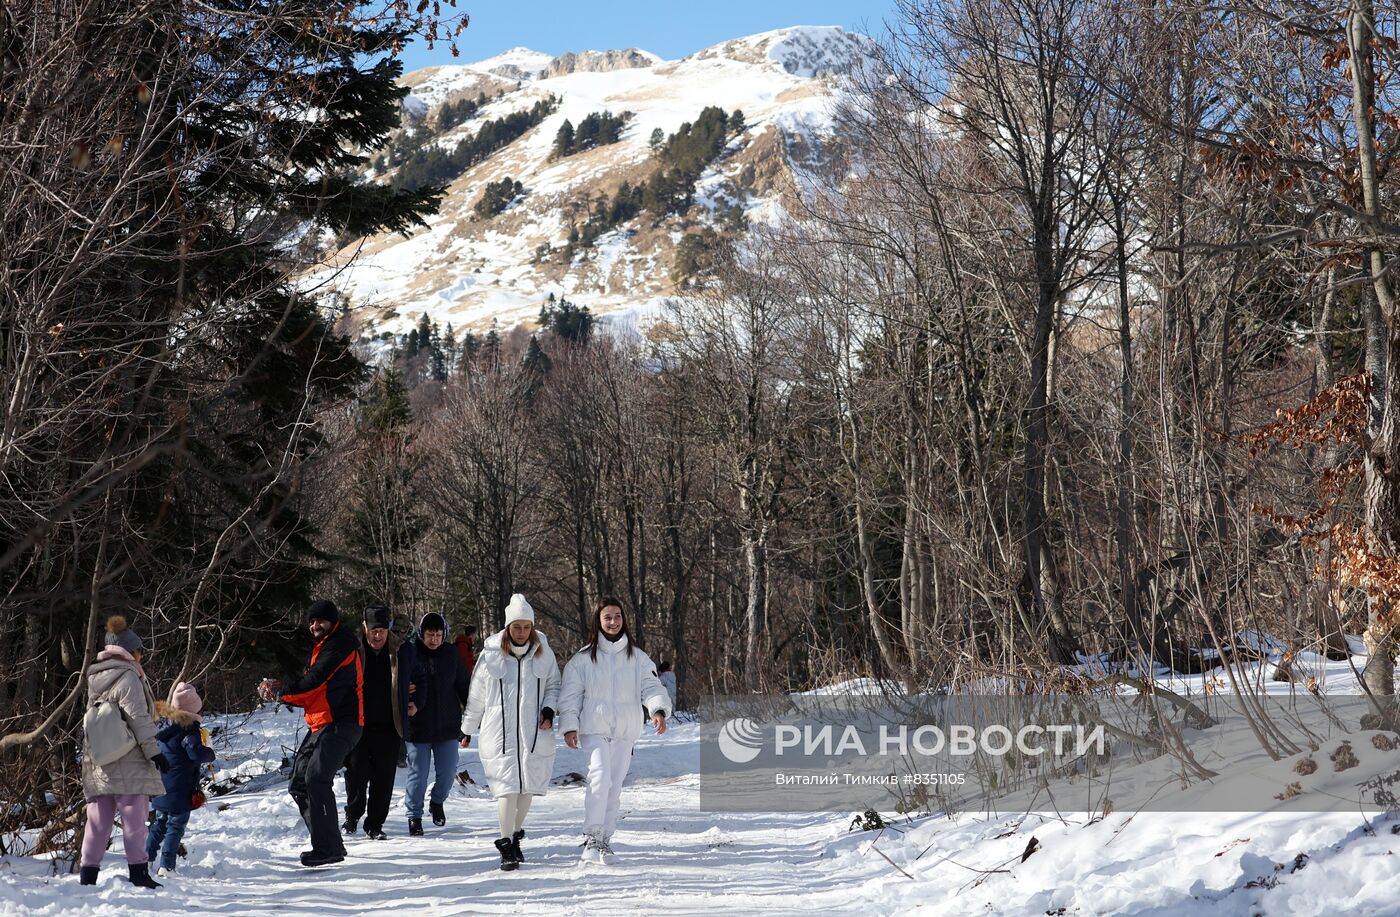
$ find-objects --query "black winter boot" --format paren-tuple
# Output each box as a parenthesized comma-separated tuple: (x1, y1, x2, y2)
(128, 863, 162, 889)
(79, 866, 98, 886)
(494, 837, 519, 871)
(299, 849, 345, 867)
(342, 815, 358, 836)
(511, 828, 526, 862)
(408, 817, 424, 837)
(430, 801, 446, 827)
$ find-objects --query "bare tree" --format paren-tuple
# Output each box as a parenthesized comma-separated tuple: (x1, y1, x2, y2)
(666, 249, 805, 690)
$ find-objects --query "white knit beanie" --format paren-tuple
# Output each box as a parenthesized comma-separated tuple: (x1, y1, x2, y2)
(504, 593, 534, 626)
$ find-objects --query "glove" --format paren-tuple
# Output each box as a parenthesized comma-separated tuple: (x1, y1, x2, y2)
(151, 753, 171, 773)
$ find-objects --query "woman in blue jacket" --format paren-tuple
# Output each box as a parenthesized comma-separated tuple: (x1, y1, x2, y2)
(147, 682, 216, 876)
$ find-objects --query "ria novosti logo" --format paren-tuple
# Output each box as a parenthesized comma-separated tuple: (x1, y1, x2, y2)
(717, 718, 765, 763)
(715, 718, 1107, 763)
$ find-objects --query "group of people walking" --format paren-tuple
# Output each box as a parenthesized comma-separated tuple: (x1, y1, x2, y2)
(79, 594, 673, 887)
(258, 592, 672, 871)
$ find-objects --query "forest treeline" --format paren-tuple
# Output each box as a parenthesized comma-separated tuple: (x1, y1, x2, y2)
(4, 0, 1400, 856)
(335, 0, 1400, 708)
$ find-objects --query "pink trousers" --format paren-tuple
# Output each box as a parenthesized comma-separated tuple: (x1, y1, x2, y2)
(80, 794, 149, 868)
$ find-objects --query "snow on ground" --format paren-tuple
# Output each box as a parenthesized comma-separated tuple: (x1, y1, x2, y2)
(5, 645, 1400, 915)
(0, 708, 890, 916)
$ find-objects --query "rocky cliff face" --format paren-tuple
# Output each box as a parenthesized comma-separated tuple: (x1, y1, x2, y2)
(542, 48, 660, 78)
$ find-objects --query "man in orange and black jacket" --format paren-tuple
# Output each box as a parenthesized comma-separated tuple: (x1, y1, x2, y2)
(267, 599, 363, 867)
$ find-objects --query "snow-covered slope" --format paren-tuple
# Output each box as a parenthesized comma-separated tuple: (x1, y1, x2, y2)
(315, 26, 875, 339)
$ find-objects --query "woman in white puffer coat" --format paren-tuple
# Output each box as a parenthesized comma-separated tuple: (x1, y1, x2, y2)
(558, 596, 671, 865)
(461, 594, 560, 871)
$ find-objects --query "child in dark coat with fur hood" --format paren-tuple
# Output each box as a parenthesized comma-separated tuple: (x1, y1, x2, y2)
(146, 682, 215, 877)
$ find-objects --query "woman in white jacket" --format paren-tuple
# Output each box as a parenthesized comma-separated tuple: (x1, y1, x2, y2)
(461, 594, 560, 871)
(558, 596, 672, 864)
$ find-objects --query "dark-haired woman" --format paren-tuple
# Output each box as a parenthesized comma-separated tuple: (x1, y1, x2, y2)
(461, 593, 560, 870)
(557, 597, 672, 865)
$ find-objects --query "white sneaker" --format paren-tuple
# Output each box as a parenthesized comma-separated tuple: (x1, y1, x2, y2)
(597, 836, 617, 866)
(156, 867, 174, 878)
(579, 835, 604, 864)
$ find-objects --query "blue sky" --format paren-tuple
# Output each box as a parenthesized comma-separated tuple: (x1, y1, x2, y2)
(398, 1, 900, 72)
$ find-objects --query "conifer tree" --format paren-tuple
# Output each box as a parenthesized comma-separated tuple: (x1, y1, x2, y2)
(482, 321, 502, 367)
(521, 334, 552, 402)
(553, 119, 575, 158)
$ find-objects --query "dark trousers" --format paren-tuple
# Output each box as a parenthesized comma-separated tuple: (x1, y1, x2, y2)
(289, 720, 361, 855)
(345, 723, 399, 831)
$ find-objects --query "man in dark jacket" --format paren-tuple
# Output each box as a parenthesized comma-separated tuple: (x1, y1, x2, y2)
(404, 612, 471, 835)
(259, 599, 363, 867)
(343, 604, 413, 840)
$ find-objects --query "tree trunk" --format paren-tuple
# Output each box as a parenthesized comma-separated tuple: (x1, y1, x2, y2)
(1111, 197, 1150, 660)
(853, 495, 910, 685)
(742, 527, 767, 692)
(1023, 252, 1077, 665)
(1350, 0, 1400, 703)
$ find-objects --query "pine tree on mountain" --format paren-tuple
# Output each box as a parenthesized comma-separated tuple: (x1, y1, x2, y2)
(406, 327, 421, 358)
(429, 319, 448, 382)
(521, 334, 552, 402)
(729, 109, 746, 134)
(481, 321, 502, 367)
(458, 331, 481, 373)
(442, 323, 458, 374)
(601, 111, 625, 145)
(362, 365, 413, 433)
(554, 119, 575, 158)
(524, 334, 551, 371)
(550, 299, 595, 345)
(649, 127, 665, 153)
(575, 115, 599, 151)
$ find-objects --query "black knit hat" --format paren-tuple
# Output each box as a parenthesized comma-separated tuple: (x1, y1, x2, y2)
(364, 605, 392, 630)
(305, 599, 340, 625)
(418, 612, 447, 635)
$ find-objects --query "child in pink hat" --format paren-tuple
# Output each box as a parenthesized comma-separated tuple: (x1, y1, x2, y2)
(147, 682, 216, 876)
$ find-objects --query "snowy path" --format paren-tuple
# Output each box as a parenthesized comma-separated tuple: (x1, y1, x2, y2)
(10, 679, 1400, 915)
(1, 716, 897, 916)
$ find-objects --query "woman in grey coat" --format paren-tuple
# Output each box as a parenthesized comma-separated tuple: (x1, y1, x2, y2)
(78, 616, 169, 889)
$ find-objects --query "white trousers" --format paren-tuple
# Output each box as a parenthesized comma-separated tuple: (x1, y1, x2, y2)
(496, 793, 533, 838)
(580, 734, 635, 837)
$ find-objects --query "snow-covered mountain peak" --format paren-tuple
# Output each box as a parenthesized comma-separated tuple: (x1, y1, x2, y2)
(470, 46, 553, 80)
(682, 25, 879, 78)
